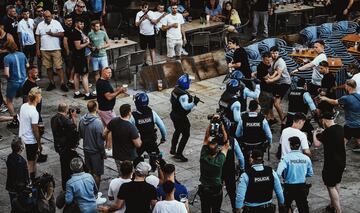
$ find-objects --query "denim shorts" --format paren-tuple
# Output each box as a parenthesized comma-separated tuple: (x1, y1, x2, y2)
(6, 81, 24, 99)
(91, 56, 109, 71)
(85, 47, 91, 57)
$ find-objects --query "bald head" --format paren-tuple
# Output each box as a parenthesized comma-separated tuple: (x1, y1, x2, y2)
(44, 10, 52, 24)
(58, 103, 69, 113)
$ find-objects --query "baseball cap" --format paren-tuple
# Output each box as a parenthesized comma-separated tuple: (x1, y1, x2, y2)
(320, 111, 338, 120)
(135, 162, 151, 176)
(145, 175, 159, 188)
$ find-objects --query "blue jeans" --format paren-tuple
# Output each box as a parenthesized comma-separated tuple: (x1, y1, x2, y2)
(91, 56, 109, 71)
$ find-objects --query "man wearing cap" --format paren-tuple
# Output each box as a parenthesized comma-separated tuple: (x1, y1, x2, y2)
(99, 161, 158, 213)
(199, 122, 230, 213)
(238, 100, 272, 168)
(235, 149, 285, 213)
(320, 79, 360, 152)
(277, 136, 313, 213)
(313, 111, 346, 213)
(65, 157, 98, 213)
(170, 74, 199, 162)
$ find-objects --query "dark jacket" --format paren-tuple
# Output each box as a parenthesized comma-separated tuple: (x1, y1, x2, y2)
(50, 113, 78, 153)
(6, 153, 29, 192)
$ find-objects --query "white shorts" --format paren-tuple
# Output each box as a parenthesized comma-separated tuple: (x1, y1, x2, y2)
(167, 38, 182, 58)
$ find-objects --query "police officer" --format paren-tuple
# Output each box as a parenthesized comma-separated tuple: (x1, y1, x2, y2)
(229, 70, 261, 112)
(235, 149, 285, 213)
(277, 136, 313, 213)
(130, 93, 167, 156)
(285, 78, 317, 141)
(170, 74, 199, 162)
(222, 135, 245, 212)
(238, 100, 272, 167)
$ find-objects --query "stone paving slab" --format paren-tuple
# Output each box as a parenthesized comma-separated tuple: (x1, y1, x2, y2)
(0, 75, 359, 213)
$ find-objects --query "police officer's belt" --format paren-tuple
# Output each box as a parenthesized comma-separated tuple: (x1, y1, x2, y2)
(243, 141, 266, 146)
(244, 203, 275, 209)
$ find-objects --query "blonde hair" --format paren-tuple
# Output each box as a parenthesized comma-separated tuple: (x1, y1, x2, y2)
(345, 79, 357, 89)
(28, 87, 42, 102)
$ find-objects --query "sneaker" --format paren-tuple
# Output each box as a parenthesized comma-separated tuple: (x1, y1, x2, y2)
(73, 93, 85, 99)
(174, 154, 188, 162)
(352, 144, 360, 152)
(325, 205, 335, 212)
(0, 135, 3, 141)
(67, 82, 74, 89)
(250, 36, 257, 42)
(92, 90, 97, 96)
(181, 48, 189, 56)
(46, 83, 56, 91)
(170, 148, 176, 155)
(60, 84, 69, 92)
(88, 83, 93, 88)
(84, 93, 96, 100)
(105, 149, 112, 157)
(142, 63, 149, 67)
(0, 105, 8, 113)
(7, 115, 19, 129)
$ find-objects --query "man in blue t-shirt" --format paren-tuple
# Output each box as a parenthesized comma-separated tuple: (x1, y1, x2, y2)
(89, 0, 106, 22)
(4, 41, 28, 118)
(157, 163, 188, 201)
(320, 79, 360, 152)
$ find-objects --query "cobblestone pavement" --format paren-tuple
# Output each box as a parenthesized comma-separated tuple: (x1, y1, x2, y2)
(0, 75, 359, 213)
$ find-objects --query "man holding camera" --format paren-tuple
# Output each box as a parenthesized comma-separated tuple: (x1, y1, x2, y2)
(235, 149, 285, 213)
(170, 74, 199, 162)
(199, 122, 230, 212)
(238, 100, 272, 167)
(50, 102, 79, 190)
(130, 93, 167, 157)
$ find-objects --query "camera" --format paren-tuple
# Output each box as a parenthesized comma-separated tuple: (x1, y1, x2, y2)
(207, 109, 226, 145)
(68, 108, 81, 117)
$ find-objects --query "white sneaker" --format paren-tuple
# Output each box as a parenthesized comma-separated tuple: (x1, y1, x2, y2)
(0, 105, 8, 113)
(181, 48, 188, 56)
(92, 90, 97, 96)
(105, 149, 112, 157)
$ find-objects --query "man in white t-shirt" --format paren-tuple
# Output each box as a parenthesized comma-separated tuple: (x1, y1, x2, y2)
(162, 5, 185, 59)
(153, 180, 188, 213)
(135, 2, 157, 66)
(17, 8, 36, 65)
(152, 3, 168, 33)
(19, 87, 42, 181)
(63, 0, 77, 15)
(351, 71, 360, 94)
(292, 40, 327, 96)
(280, 112, 311, 158)
(107, 161, 133, 213)
(35, 10, 68, 92)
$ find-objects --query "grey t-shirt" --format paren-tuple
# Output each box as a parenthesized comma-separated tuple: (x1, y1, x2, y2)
(107, 117, 139, 161)
(272, 57, 291, 85)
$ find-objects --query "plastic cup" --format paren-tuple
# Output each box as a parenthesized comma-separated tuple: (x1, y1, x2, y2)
(157, 80, 163, 91)
(206, 15, 210, 23)
(122, 84, 128, 88)
(114, 37, 119, 43)
(189, 75, 195, 80)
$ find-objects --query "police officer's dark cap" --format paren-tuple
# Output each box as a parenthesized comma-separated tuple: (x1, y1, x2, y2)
(250, 149, 264, 160)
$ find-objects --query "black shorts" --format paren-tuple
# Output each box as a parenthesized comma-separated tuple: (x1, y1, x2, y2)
(84, 152, 104, 176)
(259, 91, 274, 114)
(72, 55, 88, 75)
(322, 167, 344, 187)
(344, 125, 360, 140)
(25, 144, 38, 161)
(23, 44, 36, 58)
(273, 84, 290, 99)
(139, 34, 156, 50)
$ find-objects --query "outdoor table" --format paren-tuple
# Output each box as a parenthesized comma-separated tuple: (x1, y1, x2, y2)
(182, 19, 225, 34)
(273, 3, 315, 35)
(342, 34, 360, 48)
(348, 46, 360, 60)
(289, 49, 343, 73)
(106, 39, 138, 67)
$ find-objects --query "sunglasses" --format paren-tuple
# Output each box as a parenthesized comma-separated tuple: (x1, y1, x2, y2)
(76, 5, 85, 8)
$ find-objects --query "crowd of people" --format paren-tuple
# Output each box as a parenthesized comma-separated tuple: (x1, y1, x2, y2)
(1, 0, 360, 213)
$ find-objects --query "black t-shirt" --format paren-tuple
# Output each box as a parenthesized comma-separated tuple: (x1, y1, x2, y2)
(70, 29, 86, 57)
(256, 61, 273, 92)
(117, 181, 157, 213)
(70, 11, 91, 34)
(2, 15, 19, 47)
(321, 73, 336, 99)
(320, 124, 346, 170)
(233, 47, 251, 78)
(107, 118, 139, 161)
(96, 79, 115, 111)
(63, 25, 74, 51)
(253, 0, 270, 11)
